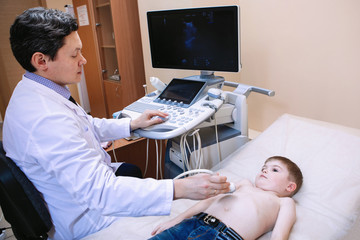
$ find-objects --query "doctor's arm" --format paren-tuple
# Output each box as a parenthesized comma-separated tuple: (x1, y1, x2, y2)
(130, 110, 168, 130)
(88, 110, 168, 142)
(174, 173, 230, 200)
(32, 113, 174, 217)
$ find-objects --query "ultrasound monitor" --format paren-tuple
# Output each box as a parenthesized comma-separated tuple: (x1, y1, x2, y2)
(147, 6, 240, 80)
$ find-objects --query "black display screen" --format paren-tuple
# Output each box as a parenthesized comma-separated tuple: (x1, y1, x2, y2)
(158, 78, 206, 104)
(147, 6, 239, 72)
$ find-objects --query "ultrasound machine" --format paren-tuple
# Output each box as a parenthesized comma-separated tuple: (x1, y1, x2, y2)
(118, 5, 274, 178)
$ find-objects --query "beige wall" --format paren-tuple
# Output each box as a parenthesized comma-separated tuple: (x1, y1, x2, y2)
(46, 0, 71, 10)
(138, 0, 360, 132)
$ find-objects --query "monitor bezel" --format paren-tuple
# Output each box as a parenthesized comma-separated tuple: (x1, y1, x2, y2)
(147, 5, 241, 73)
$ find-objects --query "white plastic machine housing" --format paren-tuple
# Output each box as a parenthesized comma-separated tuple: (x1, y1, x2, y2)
(121, 78, 224, 140)
(121, 79, 274, 141)
(165, 81, 274, 174)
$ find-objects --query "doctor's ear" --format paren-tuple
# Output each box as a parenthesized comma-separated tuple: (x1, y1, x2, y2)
(31, 52, 48, 71)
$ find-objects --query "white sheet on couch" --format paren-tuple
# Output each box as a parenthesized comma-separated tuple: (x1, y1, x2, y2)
(83, 114, 360, 240)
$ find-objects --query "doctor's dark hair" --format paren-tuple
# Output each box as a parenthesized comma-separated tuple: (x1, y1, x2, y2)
(10, 7, 78, 72)
(265, 156, 303, 196)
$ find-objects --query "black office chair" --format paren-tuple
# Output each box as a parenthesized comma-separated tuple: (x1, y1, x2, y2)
(0, 141, 52, 239)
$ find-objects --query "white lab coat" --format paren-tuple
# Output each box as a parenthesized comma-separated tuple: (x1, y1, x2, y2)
(3, 76, 173, 240)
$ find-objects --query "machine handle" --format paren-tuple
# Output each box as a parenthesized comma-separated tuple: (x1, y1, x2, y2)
(224, 81, 275, 97)
(252, 86, 275, 97)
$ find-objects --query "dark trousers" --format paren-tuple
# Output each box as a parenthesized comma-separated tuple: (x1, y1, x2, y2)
(114, 163, 143, 178)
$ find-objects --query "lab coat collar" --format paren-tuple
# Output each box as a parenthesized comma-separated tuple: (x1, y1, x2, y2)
(21, 75, 88, 117)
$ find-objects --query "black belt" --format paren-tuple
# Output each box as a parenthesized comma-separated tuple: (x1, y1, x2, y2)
(194, 212, 244, 240)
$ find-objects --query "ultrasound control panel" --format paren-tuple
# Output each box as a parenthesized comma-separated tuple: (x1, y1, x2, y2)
(121, 78, 223, 139)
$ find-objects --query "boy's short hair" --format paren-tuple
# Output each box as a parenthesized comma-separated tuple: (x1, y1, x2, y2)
(266, 156, 303, 195)
(10, 7, 78, 72)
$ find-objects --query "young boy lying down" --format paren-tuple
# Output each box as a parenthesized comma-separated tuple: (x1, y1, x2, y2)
(150, 156, 303, 240)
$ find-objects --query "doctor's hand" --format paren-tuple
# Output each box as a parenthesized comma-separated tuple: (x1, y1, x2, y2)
(130, 110, 169, 131)
(173, 173, 230, 200)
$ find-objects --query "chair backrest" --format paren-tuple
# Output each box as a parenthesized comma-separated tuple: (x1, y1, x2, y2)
(0, 141, 52, 239)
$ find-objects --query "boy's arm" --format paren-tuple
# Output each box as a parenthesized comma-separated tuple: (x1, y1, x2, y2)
(270, 197, 296, 240)
(151, 196, 218, 235)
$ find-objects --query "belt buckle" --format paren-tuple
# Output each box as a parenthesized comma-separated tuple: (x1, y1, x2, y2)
(204, 214, 217, 226)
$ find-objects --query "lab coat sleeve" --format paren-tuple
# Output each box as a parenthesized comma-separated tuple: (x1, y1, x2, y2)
(28, 112, 173, 217)
(87, 115, 132, 142)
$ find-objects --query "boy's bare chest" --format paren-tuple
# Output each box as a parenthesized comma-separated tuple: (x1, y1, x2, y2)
(210, 189, 279, 214)
(206, 187, 281, 239)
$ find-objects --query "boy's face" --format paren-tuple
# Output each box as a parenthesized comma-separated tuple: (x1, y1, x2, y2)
(255, 160, 296, 197)
(44, 31, 87, 86)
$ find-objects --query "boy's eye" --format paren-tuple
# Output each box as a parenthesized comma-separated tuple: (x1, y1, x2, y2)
(272, 168, 279, 172)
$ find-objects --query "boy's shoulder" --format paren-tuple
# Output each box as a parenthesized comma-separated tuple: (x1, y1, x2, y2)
(279, 197, 296, 207)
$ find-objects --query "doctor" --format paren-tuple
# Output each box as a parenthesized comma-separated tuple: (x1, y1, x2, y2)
(3, 7, 230, 240)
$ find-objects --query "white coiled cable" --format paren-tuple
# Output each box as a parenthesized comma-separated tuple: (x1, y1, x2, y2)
(180, 129, 204, 171)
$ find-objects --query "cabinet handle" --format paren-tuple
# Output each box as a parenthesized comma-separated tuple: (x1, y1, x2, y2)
(115, 86, 121, 97)
(102, 69, 107, 73)
(96, 23, 101, 27)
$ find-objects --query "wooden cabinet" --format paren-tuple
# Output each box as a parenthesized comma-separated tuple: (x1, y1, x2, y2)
(73, 0, 146, 118)
(106, 139, 166, 179)
(103, 80, 123, 117)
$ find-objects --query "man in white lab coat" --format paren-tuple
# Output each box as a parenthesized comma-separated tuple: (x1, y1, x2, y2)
(3, 7, 230, 240)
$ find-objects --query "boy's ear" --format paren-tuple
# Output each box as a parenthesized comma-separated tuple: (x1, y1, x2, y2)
(286, 182, 297, 193)
(31, 52, 48, 71)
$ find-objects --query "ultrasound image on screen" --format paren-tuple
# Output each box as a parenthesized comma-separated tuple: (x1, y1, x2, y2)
(158, 79, 206, 104)
(147, 6, 239, 72)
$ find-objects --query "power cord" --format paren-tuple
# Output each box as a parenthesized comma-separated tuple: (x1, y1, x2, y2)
(204, 103, 222, 165)
(155, 140, 159, 179)
(143, 139, 162, 179)
(213, 114, 222, 167)
(158, 140, 163, 179)
(179, 105, 222, 172)
(111, 140, 118, 162)
(174, 169, 213, 179)
(154, 139, 163, 179)
(113, 110, 165, 179)
(143, 138, 150, 177)
(180, 129, 203, 171)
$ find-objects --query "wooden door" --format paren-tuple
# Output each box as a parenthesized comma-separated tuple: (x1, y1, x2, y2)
(73, 0, 108, 118)
(0, 0, 45, 117)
